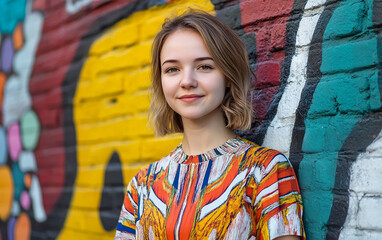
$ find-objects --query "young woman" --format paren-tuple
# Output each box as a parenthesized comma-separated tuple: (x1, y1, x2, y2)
(115, 11, 305, 240)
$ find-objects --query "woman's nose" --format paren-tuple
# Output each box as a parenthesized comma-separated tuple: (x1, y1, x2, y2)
(180, 69, 197, 89)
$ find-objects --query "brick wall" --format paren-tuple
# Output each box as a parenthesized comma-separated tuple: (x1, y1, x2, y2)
(0, 0, 381, 239)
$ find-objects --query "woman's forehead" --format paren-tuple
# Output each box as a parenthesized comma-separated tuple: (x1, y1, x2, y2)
(160, 29, 212, 62)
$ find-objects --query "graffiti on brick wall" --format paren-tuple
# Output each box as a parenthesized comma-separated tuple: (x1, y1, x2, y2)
(0, 0, 46, 239)
(285, 1, 381, 239)
(336, 1, 382, 238)
(0, 0, 381, 239)
(241, 0, 382, 239)
(239, 0, 382, 239)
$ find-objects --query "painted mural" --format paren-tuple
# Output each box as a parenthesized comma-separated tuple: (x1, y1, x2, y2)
(0, 0, 46, 239)
(0, 0, 381, 239)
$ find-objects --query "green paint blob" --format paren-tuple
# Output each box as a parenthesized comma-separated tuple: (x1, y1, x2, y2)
(20, 110, 41, 151)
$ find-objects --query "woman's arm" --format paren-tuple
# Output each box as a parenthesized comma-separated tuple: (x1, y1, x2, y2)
(115, 178, 139, 239)
(250, 150, 306, 240)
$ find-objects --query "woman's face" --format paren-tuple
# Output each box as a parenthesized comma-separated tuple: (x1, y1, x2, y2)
(160, 29, 227, 122)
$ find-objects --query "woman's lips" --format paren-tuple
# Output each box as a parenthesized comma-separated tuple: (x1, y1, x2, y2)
(179, 94, 203, 103)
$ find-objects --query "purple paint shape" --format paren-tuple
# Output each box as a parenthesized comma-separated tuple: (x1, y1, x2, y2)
(7, 123, 22, 161)
(20, 191, 31, 210)
(1, 37, 14, 74)
(7, 217, 16, 240)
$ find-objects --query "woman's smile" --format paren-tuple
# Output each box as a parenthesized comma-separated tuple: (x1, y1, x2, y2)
(178, 94, 204, 103)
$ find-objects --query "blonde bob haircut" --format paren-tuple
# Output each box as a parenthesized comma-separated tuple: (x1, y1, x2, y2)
(150, 10, 253, 136)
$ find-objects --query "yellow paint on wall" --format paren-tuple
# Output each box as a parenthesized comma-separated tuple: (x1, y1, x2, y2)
(58, 0, 214, 239)
(0, 166, 13, 221)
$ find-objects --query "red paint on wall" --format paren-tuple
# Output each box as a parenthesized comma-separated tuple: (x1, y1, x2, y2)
(270, 23, 287, 51)
(239, 0, 294, 123)
(254, 61, 282, 88)
(29, 67, 68, 96)
(253, 86, 278, 122)
(240, 0, 293, 25)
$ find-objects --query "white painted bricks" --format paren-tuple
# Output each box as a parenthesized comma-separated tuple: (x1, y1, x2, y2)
(340, 131, 382, 239)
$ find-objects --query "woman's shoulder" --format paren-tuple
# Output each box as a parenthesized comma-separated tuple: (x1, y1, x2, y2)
(238, 136, 286, 159)
(131, 149, 175, 186)
(236, 137, 291, 172)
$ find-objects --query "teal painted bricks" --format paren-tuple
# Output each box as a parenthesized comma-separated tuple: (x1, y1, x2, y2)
(324, 0, 364, 40)
(321, 38, 378, 74)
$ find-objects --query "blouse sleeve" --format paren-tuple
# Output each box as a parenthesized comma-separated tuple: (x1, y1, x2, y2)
(253, 152, 305, 240)
(115, 176, 139, 240)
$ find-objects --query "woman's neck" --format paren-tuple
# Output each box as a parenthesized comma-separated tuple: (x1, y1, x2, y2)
(181, 112, 236, 155)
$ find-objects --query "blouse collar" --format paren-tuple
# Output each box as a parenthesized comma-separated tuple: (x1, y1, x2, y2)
(170, 136, 244, 164)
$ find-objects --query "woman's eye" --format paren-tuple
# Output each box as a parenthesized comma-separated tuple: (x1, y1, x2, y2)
(199, 65, 213, 71)
(165, 67, 178, 73)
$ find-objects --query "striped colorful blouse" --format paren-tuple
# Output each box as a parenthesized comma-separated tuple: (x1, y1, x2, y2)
(115, 137, 305, 240)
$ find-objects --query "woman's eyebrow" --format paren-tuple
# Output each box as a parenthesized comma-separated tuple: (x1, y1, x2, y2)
(195, 57, 213, 62)
(161, 57, 214, 66)
(161, 59, 178, 66)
